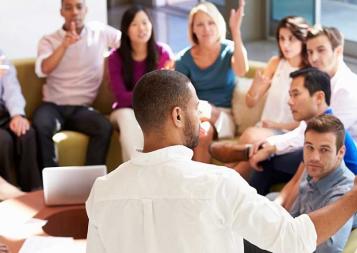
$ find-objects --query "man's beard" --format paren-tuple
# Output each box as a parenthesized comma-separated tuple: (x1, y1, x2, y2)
(184, 117, 199, 149)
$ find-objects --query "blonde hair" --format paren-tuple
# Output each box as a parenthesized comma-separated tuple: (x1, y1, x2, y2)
(188, 2, 226, 45)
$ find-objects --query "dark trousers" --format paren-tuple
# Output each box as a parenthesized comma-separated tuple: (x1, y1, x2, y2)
(32, 102, 112, 168)
(0, 126, 42, 191)
(249, 149, 303, 195)
(244, 240, 272, 253)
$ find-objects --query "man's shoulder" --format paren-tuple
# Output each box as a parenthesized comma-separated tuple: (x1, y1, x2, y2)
(39, 29, 63, 44)
(105, 159, 239, 185)
(322, 165, 354, 199)
(86, 21, 107, 31)
(335, 61, 357, 86)
(86, 21, 120, 34)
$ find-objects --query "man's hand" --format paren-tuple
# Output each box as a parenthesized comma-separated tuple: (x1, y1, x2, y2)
(41, 21, 80, 75)
(63, 21, 80, 48)
(9, 115, 30, 137)
(249, 143, 276, 171)
(262, 120, 279, 129)
(0, 242, 9, 253)
(198, 101, 220, 124)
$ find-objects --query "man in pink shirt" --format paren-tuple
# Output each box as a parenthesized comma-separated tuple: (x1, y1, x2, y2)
(33, 0, 121, 167)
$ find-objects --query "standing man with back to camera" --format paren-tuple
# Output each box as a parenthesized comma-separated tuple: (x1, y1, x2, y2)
(86, 70, 357, 253)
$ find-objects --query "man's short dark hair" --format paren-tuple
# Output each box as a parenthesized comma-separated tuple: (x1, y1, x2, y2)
(305, 115, 345, 151)
(61, 0, 86, 6)
(133, 70, 192, 132)
(290, 67, 331, 105)
(307, 25, 343, 50)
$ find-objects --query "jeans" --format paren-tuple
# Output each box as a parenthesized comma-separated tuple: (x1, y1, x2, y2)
(33, 102, 112, 168)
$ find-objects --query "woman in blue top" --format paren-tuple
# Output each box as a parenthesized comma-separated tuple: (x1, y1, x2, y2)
(175, 0, 248, 163)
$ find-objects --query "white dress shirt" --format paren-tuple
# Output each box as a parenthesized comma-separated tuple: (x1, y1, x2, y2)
(266, 121, 307, 155)
(35, 21, 121, 106)
(86, 145, 316, 253)
(330, 61, 357, 140)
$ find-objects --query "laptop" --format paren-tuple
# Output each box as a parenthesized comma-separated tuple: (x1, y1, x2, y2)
(42, 165, 107, 206)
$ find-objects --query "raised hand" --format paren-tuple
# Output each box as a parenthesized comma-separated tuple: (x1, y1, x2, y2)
(63, 21, 80, 48)
(229, 0, 245, 39)
(9, 115, 30, 137)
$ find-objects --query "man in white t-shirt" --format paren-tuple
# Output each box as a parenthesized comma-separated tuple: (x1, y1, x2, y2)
(33, 0, 121, 168)
(86, 70, 357, 253)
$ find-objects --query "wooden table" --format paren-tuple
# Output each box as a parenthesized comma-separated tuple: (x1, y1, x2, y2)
(0, 191, 87, 252)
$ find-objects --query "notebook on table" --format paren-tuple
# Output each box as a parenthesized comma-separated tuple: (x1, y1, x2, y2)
(42, 165, 107, 206)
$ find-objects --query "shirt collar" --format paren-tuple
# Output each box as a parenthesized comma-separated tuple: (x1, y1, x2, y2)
(307, 162, 347, 195)
(131, 145, 194, 165)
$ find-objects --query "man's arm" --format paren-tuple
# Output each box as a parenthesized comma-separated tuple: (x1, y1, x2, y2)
(2, 60, 25, 117)
(86, 221, 106, 253)
(40, 22, 79, 75)
(314, 198, 354, 253)
(86, 181, 106, 253)
(2, 56, 31, 136)
(309, 177, 357, 245)
(265, 121, 306, 155)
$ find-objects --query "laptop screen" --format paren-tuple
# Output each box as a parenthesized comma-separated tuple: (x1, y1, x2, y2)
(42, 165, 107, 206)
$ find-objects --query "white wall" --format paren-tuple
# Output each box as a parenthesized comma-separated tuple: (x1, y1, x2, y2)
(0, 0, 107, 60)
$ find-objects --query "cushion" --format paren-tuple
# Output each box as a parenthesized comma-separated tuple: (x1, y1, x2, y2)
(53, 130, 122, 172)
(232, 77, 267, 135)
(343, 228, 357, 253)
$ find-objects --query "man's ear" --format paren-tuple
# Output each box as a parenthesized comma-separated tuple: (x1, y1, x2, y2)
(335, 45, 343, 57)
(337, 144, 346, 161)
(314, 90, 325, 105)
(171, 106, 184, 128)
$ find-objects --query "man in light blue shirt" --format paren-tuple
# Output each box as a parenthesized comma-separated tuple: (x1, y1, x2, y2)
(0, 49, 41, 193)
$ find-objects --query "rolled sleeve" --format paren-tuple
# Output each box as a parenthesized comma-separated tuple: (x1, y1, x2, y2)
(35, 37, 54, 78)
(35, 52, 51, 78)
(225, 173, 317, 253)
(266, 121, 306, 155)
